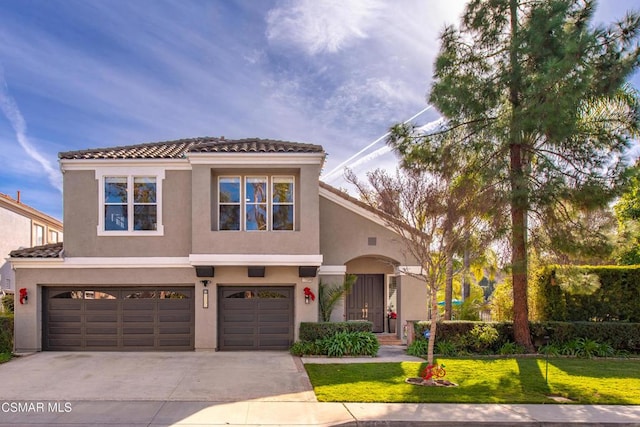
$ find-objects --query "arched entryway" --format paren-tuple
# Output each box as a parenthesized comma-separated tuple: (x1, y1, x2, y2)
(345, 256, 398, 333)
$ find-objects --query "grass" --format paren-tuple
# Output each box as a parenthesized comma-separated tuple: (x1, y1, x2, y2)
(304, 357, 640, 404)
(0, 353, 11, 364)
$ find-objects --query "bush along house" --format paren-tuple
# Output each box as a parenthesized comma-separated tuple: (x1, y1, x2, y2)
(10, 137, 427, 352)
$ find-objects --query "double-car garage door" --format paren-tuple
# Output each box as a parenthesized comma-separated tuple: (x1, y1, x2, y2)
(43, 287, 194, 351)
(43, 285, 294, 351)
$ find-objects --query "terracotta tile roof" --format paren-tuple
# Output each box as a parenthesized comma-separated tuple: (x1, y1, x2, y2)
(10, 242, 64, 258)
(59, 137, 323, 160)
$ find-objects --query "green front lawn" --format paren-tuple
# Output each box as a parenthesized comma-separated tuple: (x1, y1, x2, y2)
(304, 358, 640, 404)
(0, 353, 11, 364)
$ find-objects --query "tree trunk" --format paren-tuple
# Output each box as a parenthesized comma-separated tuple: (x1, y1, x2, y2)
(508, 0, 534, 352)
(462, 245, 470, 301)
(427, 282, 438, 366)
(444, 254, 453, 320)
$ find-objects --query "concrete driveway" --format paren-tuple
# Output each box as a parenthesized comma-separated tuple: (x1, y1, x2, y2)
(0, 351, 316, 402)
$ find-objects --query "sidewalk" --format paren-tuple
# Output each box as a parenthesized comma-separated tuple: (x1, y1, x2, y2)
(0, 347, 638, 426)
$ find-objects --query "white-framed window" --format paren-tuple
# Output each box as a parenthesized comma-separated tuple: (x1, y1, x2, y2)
(245, 176, 267, 231)
(218, 175, 295, 231)
(96, 168, 165, 236)
(272, 176, 294, 231)
(219, 176, 241, 231)
(34, 224, 45, 246)
(49, 230, 59, 244)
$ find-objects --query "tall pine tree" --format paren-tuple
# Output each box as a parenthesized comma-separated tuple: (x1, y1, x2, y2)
(390, 0, 640, 350)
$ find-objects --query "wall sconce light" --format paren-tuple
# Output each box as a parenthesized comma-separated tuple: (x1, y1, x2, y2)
(303, 287, 315, 305)
(200, 280, 210, 287)
(203, 289, 209, 309)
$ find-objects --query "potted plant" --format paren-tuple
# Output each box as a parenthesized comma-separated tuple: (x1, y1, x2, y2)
(387, 309, 397, 333)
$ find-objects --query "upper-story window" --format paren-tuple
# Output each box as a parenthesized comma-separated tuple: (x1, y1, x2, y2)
(49, 230, 59, 243)
(97, 169, 164, 236)
(218, 176, 295, 231)
(34, 224, 45, 246)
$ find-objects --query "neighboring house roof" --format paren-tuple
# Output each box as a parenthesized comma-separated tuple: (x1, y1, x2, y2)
(59, 137, 324, 160)
(10, 242, 64, 258)
(0, 192, 63, 229)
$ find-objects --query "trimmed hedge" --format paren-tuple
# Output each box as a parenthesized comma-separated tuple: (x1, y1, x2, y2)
(1, 295, 14, 313)
(533, 265, 640, 322)
(412, 320, 640, 353)
(299, 321, 373, 341)
(0, 315, 14, 353)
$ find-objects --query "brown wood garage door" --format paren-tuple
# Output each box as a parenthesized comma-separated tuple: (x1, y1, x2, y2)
(43, 287, 194, 351)
(218, 286, 293, 350)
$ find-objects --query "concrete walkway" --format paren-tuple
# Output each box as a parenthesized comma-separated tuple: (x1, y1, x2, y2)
(0, 348, 638, 426)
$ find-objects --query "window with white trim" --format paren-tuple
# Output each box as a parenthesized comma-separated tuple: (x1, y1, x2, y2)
(49, 230, 59, 243)
(97, 170, 164, 236)
(272, 177, 294, 231)
(34, 224, 45, 246)
(218, 175, 295, 231)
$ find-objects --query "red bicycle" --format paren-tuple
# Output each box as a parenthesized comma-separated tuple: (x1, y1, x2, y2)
(422, 363, 446, 381)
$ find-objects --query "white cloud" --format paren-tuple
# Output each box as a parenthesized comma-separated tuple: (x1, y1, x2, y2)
(0, 69, 62, 193)
(266, 0, 385, 55)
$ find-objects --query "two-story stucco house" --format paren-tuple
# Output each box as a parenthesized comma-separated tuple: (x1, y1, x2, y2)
(10, 137, 427, 352)
(1, 192, 63, 295)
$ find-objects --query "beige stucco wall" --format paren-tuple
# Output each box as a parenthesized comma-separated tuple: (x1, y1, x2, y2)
(191, 164, 321, 255)
(63, 170, 192, 257)
(397, 274, 428, 340)
(13, 265, 317, 352)
(319, 195, 416, 266)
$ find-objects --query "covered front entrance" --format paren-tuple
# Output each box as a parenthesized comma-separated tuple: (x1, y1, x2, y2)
(217, 286, 294, 350)
(346, 274, 385, 332)
(43, 287, 195, 351)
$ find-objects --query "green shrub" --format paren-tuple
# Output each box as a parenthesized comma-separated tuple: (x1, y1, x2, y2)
(289, 340, 323, 356)
(499, 341, 525, 355)
(299, 321, 373, 342)
(320, 331, 379, 357)
(290, 330, 379, 357)
(407, 339, 429, 357)
(1, 295, 14, 313)
(435, 340, 460, 356)
(0, 315, 14, 354)
(468, 324, 499, 353)
(534, 265, 640, 322)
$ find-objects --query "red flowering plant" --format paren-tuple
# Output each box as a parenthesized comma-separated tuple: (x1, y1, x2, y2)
(387, 310, 397, 319)
(303, 287, 315, 301)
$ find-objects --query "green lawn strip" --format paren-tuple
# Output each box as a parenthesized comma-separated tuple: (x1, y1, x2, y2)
(0, 353, 12, 364)
(304, 358, 640, 404)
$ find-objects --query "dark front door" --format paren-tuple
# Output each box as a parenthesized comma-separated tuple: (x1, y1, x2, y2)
(346, 274, 385, 332)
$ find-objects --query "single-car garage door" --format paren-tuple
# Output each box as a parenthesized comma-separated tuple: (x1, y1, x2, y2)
(43, 287, 194, 351)
(218, 286, 293, 350)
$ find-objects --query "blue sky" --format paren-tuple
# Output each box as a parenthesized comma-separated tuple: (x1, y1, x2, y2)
(0, 0, 638, 221)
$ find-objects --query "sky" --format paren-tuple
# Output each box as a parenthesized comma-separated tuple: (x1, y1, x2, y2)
(0, 0, 638, 221)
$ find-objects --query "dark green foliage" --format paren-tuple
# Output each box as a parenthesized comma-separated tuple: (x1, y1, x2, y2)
(410, 320, 640, 354)
(0, 315, 14, 354)
(406, 339, 430, 357)
(318, 275, 356, 322)
(289, 331, 379, 357)
(534, 265, 640, 322)
(1, 295, 13, 313)
(499, 341, 525, 355)
(299, 321, 373, 342)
